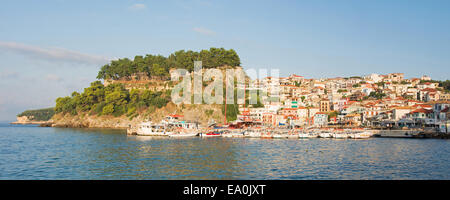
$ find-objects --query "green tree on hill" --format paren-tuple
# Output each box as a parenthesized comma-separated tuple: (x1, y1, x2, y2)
(17, 108, 55, 121)
(55, 82, 170, 117)
(96, 48, 240, 80)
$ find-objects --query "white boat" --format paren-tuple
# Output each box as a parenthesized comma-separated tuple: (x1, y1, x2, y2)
(273, 134, 288, 139)
(135, 122, 173, 136)
(319, 132, 333, 138)
(287, 134, 299, 139)
(131, 115, 200, 137)
(350, 132, 372, 139)
(200, 131, 222, 137)
(169, 132, 198, 137)
(244, 130, 262, 138)
(298, 133, 317, 138)
(221, 133, 234, 137)
(333, 133, 349, 139)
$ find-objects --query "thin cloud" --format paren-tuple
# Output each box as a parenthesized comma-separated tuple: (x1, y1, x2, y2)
(193, 27, 216, 36)
(0, 70, 19, 79)
(129, 3, 147, 11)
(0, 41, 110, 65)
(45, 74, 63, 82)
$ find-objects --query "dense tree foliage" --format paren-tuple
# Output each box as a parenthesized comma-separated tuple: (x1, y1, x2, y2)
(17, 108, 55, 121)
(55, 81, 170, 117)
(368, 91, 386, 100)
(97, 48, 241, 80)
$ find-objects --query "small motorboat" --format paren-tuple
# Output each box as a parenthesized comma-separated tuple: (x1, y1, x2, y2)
(273, 134, 289, 139)
(299, 133, 317, 138)
(169, 132, 198, 137)
(287, 134, 299, 139)
(200, 131, 222, 137)
(333, 133, 349, 139)
(244, 130, 262, 138)
(318, 132, 333, 138)
(350, 132, 372, 139)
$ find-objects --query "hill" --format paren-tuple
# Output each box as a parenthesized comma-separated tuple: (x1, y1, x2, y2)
(50, 47, 243, 128)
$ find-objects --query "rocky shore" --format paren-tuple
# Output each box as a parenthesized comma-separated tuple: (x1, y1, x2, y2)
(48, 103, 224, 129)
(50, 114, 142, 128)
(11, 116, 53, 125)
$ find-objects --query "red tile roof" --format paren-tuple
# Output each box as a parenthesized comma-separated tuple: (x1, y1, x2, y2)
(410, 108, 432, 114)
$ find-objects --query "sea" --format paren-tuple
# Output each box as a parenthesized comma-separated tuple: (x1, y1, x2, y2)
(1, 123, 450, 180)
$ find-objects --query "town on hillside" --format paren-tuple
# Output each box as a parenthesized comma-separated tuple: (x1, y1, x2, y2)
(233, 73, 450, 133)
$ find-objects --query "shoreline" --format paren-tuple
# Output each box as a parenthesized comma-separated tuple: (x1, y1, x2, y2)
(9, 122, 450, 139)
(10, 121, 51, 125)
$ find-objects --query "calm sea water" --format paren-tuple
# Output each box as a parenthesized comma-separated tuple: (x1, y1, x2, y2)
(1, 123, 450, 180)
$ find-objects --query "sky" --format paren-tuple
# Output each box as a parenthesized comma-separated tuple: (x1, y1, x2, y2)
(0, 0, 450, 121)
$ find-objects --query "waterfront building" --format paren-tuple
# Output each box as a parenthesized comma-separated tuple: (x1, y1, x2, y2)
(313, 112, 328, 127)
(392, 106, 413, 121)
(344, 113, 362, 126)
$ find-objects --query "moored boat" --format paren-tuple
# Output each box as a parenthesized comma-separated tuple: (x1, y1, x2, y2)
(333, 133, 349, 139)
(135, 122, 173, 136)
(273, 134, 289, 139)
(318, 132, 333, 138)
(169, 132, 198, 137)
(244, 129, 262, 138)
(350, 131, 372, 139)
(298, 133, 316, 138)
(200, 131, 222, 137)
(287, 134, 299, 139)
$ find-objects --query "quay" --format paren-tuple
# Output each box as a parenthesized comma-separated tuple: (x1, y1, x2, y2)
(374, 130, 450, 139)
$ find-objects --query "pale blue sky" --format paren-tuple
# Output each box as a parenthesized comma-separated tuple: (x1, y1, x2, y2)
(0, 0, 449, 121)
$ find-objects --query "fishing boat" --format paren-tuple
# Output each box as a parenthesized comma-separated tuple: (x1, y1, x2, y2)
(271, 129, 288, 139)
(221, 132, 234, 137)
(350, 131, 372, 139)
(287, 134, 299, 139)
(298, 133, 317, 138)
(135, 122, 173, 136)
(169, 132, 198, 137)
(273, 134, 288, 139)
(200, 130, 222, 137)
(333, 133, 349, 139)
(244, 129, 262, 138)
(318, 132, 333, 138)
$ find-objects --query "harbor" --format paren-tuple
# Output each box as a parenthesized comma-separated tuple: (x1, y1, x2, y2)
(126, 114, 450, 139)
(3, 122, 450, 180)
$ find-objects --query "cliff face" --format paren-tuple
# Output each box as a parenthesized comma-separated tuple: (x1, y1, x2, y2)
(51, 102, 225, 128)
